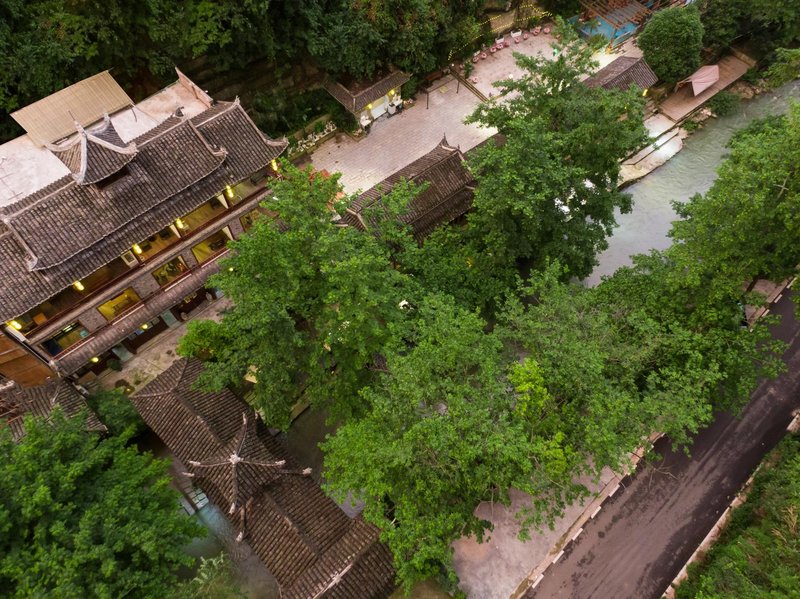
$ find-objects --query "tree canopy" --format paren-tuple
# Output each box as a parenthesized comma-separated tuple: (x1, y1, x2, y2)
(464, 22, 648, 289)
(177, 22, 795, 594)
(0, 411, 202, 598)
(668, 105, 800, 311)
(638, 5, 704, 83)
(178, 163, 420, 429)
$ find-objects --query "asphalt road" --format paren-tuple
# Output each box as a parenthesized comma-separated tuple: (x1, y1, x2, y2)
(526, 290, 800, 599)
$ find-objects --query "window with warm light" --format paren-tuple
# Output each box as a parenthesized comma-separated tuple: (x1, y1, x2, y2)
(41, 322, 89, 357)
(5, 257, 133, 335)
(191, 227, 233, 264)
(179, 197, 228, 231)
(97, 288, 141, 321)
(133, 226, 181, 261)
(151, 256, 189, 287)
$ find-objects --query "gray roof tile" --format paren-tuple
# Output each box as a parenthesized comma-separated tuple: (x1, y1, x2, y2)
(131, 359, 395, 597)
(343, 138, 475, 240)
(0, 101, 287, 321)
(584, 56, 658, 90)
(0, 379, 105, 441)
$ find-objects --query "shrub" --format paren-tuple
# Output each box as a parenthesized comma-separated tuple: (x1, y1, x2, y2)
(250, 88, 342, 137)
(86, 388, 146, 437)
(707, 90, 740, 116)
(638, 6, 704, 83)
(401, 75, 421, 98)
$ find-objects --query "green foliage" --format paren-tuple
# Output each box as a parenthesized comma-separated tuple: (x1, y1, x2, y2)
(766, 48, 800, 88)
(172, 553, 246, 599)
(0, 410, 202, 598)
(669, 105, 800, 308)
(700, 0, 800, 56)
(178, 162, 419, 429)
(85, 388, 146, 437)
(465, 20, 648, 288)
(323, 294, 581, 591)
(302, 1, 483, 79)
(700, 0, 748, 56)
(638, 6, 704, 83)
(250, 88, 344, 137)
(707, 90, 740, 116)
(676, 434, 800, 598)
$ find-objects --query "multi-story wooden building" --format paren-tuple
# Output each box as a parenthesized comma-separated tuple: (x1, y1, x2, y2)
(0, 71, 287, 386)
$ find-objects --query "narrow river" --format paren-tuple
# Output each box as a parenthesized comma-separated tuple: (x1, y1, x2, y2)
(586, 79, 800, 287)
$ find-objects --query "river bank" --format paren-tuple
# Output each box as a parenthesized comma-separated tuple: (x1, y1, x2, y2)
(586, 77, 800, 287)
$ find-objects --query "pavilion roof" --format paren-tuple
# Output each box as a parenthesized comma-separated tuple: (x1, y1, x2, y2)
(323, 68, 410, 115)
(0, 378, 105, 441)
(131, 358, 395, 598)
(341, 137, 475, 240)
(584, 56, 658, 90)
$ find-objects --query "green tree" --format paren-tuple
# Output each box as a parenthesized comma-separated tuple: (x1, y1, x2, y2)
(172, 553, 246, 599)
(85, 388, 146, 438)
(668, 105, 800, 311)
(323, 294, 573, 591)
(179, 163, 418, 429)
(0, 410, 201, 598)
(464, 21, 648, 287)
(638, 6, 704, 83)
(302, 0, 482, 78)
(699, 0, 747, 56)
(765, 48, 800, 88)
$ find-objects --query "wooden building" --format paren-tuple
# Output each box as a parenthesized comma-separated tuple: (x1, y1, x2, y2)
(584, 56, 658, 91)
(131, 358, 396, 599)
(324, 68, 410, 123)
(0, 377, 105, 441)
(0, 70, 288, 384)
(341, 137, 475, 240)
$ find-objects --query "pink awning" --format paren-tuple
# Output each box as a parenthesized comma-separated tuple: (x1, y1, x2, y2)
(681, 65, 720, 96)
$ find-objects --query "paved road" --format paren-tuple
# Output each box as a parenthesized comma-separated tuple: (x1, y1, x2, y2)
(526, 290, 800, 599)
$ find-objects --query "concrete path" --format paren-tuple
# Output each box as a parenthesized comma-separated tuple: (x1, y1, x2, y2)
(452, 472, 613, 599)
(311, 78, 492, 194)
(467, 33, 557, 99)
(526, 291, 800, 599)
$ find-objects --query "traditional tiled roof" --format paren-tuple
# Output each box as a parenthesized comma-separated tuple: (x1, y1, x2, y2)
(323, 69, 410, 115)
(0, 378, 105, 441)
(49, 116, 138, 184)
(342, 137, 475, 240)
(0, 100, 288, 321)
(584, 56, 658, 90)
(131, 358, 395, 598)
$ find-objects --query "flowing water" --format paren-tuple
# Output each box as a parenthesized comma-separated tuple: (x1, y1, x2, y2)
(586, 79, 800, 287)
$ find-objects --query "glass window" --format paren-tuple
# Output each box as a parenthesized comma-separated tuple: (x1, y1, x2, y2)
(179, 197, 228, 232)
(132, 226, 181, 262)
(97, 288, 141, 321)
(6, 257, 133, 336)
(151, 256, 189, 288)
(41, 322, 89, 357)
(191, 227, 232, 264)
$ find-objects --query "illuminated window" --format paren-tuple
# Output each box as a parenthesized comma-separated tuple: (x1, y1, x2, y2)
(96, 288, 141, 321)
(179, 197, 227, 232)
(191, 227, 233, 264)
(6, 257, 132, 335)
(133, 226, 181, 262)
(151, 256, 188, 288)
(42, 323, 88, 357)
